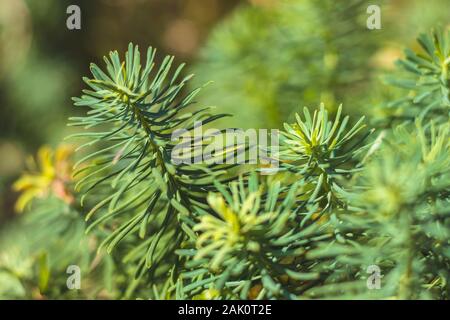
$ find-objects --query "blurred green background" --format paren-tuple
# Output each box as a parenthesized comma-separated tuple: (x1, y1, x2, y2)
(0, 0, 448, 228)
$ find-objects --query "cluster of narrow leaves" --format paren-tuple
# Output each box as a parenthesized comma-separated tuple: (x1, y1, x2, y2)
(385, 28, 450, 125)
(67, 43, 373, 299)
(68, 44, 237, 294)
(170, 104, 373, 299)
(305, 29, 450, 299)
(176, 173, 333, 299)
(309, 121, 450, 299)
(173, 29, 450, 300)
(11, 28, 449, 300)
(278, 104, 371, 218)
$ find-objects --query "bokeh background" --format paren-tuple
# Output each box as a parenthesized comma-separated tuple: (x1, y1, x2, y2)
(0, 0, 448, 255)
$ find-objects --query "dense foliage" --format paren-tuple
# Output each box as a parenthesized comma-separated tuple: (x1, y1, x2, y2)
(1, 1, 449, 300)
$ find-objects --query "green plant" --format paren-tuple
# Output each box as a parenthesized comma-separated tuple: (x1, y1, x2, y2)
(278, 104, 371, 217)
(305, 28, 450, 299)
(177, 173, 329, 299)
(308, 121, 450, 299)
(3, 18, 449, 300)
(383, 28, 450, 125)
(68, 44, 242, 297)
